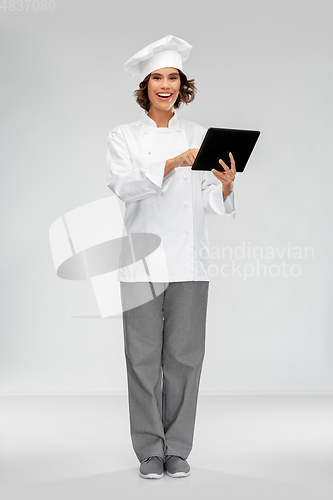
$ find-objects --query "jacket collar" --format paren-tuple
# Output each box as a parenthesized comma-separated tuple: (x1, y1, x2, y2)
(142, 109, 178, 128)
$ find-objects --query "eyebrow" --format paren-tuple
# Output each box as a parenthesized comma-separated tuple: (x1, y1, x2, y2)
(151, 72, 179, 76)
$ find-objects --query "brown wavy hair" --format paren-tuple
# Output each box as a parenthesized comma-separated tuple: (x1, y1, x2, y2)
(133, 70, 197, 112)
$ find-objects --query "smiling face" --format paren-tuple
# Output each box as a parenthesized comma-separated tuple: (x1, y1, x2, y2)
(147, 67, 181, 113)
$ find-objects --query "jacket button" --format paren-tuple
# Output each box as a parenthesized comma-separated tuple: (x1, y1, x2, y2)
(150, 203, 154, 207)
(185, 229, 190, 234)
(184, 202, 188, 207)
(183, 175, 187, 180)
(144, 130, 148, 135)
(148, 151, 151, 155)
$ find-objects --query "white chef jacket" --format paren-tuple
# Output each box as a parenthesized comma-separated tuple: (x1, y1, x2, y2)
(106, 109, 236, 282)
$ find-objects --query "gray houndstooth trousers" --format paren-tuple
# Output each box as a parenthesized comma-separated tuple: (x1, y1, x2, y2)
(120, 280, 209, 463)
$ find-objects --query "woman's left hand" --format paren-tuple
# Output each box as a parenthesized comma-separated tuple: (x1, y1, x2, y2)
(212, 152, 236, 200)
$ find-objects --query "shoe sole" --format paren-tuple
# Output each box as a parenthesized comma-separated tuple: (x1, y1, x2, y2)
(139, 471, 164, 479)
(166, 470, 191, 478)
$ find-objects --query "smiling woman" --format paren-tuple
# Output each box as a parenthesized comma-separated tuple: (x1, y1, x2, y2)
(106, 34, 236, 481)
(134, 68, 196, 112)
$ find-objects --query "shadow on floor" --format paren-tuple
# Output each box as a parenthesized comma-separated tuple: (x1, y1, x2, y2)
(1, 467, 332, 500)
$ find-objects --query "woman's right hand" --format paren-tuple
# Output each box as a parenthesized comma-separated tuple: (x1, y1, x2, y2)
(164, 148, 199, 177)
(173, 148, 199, 168)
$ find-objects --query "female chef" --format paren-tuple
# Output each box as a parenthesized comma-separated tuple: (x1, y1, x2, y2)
(106, 35, 236, 479)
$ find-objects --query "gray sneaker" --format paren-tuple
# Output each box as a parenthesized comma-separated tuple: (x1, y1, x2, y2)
(164, 455, 191, 478)
(139, 456, 164, 479)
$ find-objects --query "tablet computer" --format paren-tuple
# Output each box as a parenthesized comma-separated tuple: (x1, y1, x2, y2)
(191, 127, 260, 173)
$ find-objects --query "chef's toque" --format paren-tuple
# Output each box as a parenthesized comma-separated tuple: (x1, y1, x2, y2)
(123, 35, 192, 81)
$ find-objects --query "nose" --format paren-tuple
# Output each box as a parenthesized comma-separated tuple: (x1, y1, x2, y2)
(160, 79, 170, 89)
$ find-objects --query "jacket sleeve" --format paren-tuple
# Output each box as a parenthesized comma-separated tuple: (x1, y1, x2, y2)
(201, 170, 236, 217)
(106, 129, 176, 203)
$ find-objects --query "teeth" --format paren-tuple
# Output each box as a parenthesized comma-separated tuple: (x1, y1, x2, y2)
(158, 93, 171, 97)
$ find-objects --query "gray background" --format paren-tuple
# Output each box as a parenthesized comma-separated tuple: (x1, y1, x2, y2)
(1, 0, 332, 394)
